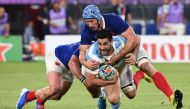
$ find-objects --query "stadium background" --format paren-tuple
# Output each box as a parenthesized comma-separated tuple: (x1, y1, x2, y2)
(0, 0, 190, 109)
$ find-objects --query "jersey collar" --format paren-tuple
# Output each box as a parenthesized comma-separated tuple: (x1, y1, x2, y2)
(101, 16, 105, 29)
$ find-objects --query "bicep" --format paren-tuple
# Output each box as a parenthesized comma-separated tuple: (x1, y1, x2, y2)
(80, 45, 90, 54)
(121, 26, 136, 40)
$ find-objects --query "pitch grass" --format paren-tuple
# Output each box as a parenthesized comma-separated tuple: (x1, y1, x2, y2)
(0, 62, 189, 109)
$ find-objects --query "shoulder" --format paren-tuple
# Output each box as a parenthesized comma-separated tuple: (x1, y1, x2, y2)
(103, 13, 124, 25)
(88, 42, 98, 52)
(103, 13, 120, 20)
(86, 42, 101, 60)
(113, 35, 126, 43)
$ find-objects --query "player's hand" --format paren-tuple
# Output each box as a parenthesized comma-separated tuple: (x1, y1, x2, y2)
(124, 53, 136, 65)
(105, 54, 119, 65)
(112, 70, 119, 83)
(84, 59, 99, 70)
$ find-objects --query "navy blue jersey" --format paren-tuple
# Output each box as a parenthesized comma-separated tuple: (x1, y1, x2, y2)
(73, 48, 80, 57)
(55, 42, 80, 69)
(80, 13, 129, 45)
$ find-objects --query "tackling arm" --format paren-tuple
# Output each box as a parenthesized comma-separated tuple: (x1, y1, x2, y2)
(133, 35, 141, 57)
(79, 45, 89, 66)
(85, 71, 118, 87)
(79, 45, 99, 70)
(68, 55, 83, 81)
(124, 35, 140, 65)
(111, 26, 139, 64)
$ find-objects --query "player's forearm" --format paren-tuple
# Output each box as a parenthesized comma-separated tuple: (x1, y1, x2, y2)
(68, 59, 82, 80)
(79, 45, 89, 66)
(117, 26, 139, 60)
(133, 36, 141, 58)
(86, 73, 115, 87)
(90, 78, 115, 87)
(79, 53, 86, 66)
(117, 35, 138, 60)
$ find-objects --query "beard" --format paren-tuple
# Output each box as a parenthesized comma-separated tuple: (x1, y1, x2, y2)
(100, 49, 110, 56)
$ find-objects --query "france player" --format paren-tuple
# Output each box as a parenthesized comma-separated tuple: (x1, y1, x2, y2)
(16, 42, 109, 109)
(80, 5, 183, 109)
(16, 42, 83, 109)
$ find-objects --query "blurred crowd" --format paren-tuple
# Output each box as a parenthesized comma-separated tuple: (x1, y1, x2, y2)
(0, 0, 189, 61)
(157, 0, 185, 35)
(0, 0, 189, 40)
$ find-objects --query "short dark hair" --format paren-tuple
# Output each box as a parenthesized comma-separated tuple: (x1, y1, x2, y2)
(96, 30, 112, 41)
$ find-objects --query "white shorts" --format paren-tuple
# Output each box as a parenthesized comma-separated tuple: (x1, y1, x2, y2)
(45, 51, 74, 82)
(136, 45, 151, 68)
(117, 60, 134, 88)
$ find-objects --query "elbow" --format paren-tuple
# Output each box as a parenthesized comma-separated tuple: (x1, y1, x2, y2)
(68, 61, 73, 68)
(85, 77, 97, 88)
(132, 34, 139, 47)
(136, 35, 141, 46)
(85, 80, 94, 88)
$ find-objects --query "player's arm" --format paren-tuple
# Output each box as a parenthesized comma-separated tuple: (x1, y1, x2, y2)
(108, 15, 139, 65)
(68, 55, 83, 81)
(110, 27, 139, 65)
(79, 44, 89, 66)
(85, 70, 119, 87)
(79, 45, 99, 70)
(125, 35, 140, 65)
(120, 26, 139, 57)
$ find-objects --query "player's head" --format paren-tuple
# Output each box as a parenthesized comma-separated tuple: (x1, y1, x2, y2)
(0, 7, 5, 17)
(82, 5, 102, 31)
(96, 30, 113, 56)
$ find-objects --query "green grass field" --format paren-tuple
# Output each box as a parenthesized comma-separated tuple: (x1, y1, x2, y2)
(0, 62, 189, 109)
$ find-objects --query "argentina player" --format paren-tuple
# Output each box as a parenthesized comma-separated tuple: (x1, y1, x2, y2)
(82, 30, 136, 109)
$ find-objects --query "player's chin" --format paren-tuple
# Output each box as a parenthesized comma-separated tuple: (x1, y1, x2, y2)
(101, 52, 108, 56)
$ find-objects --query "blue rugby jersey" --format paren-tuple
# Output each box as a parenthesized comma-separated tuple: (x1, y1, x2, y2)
(55, 42, 80, 69)
(80, 13, 129, 45)
(86, 35, 126, 63)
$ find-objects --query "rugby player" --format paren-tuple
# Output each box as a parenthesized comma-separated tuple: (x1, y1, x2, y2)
(80, 5, 183, 109)
(16, 42, 82, 109)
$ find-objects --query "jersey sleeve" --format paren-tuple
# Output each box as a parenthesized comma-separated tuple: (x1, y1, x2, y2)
(73, 48, 79, 57)
(86, 43, 105, 63)
(109, 14, 129, 35)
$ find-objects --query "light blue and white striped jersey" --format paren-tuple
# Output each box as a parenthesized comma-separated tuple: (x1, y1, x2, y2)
(86, 35, 126, 63)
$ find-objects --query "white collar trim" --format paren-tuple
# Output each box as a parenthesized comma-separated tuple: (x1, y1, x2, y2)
(101, 16, 105, 29)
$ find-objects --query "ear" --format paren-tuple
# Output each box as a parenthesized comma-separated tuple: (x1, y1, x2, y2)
(111, 38, 114, 43)
(111, 39, 114, 46)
